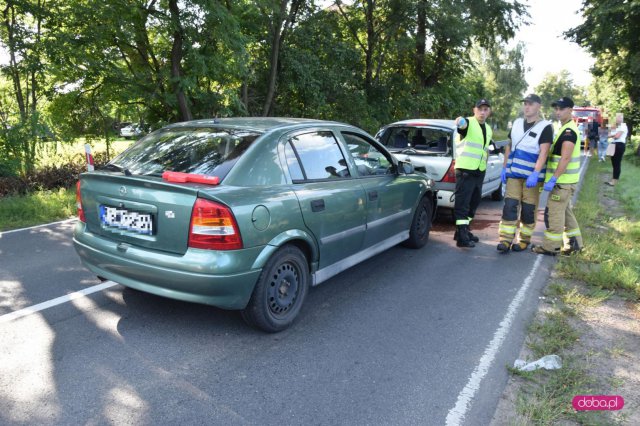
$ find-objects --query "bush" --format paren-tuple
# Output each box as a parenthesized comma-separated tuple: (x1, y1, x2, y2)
(0, 152, 110, 197)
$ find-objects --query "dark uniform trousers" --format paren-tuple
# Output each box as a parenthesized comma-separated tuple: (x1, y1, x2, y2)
(454, 168, 485, 223)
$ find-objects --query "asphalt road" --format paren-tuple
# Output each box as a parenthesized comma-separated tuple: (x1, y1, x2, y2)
(0, 197, 559, 425)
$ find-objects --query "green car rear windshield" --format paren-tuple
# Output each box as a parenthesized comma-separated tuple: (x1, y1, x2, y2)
(109, 127, 262, 178)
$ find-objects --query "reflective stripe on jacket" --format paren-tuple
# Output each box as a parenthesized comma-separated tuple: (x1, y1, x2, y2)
(545, 120, 581, 184)
(455, 117, 492, 171)
(506, 118, 551, 180)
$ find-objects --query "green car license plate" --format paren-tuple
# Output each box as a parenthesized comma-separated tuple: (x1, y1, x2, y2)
(99, 205, 153, 235)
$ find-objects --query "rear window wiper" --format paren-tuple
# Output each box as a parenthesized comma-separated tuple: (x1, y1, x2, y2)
(101, 163, 133, 176)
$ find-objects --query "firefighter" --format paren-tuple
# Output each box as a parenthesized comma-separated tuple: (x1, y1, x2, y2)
(453, 99, 492, 248)
(497, 94, 553, 253)
(532, 97, 583, 255)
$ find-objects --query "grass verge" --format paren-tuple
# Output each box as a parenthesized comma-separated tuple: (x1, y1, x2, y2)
(556, 155, 640, 301)
(0, 187, 76, 231)
(0, 137, 133, 231)
(507, 154, 640, 425)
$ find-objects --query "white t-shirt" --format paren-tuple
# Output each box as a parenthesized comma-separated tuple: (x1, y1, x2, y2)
(612, 123, 628, 143)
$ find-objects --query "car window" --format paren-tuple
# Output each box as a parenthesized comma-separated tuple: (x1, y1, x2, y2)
(341, 132, 393, 177)
(109, 127, 261, 179)
(379, 126, 453, 154)
(288, 131, 350, 181)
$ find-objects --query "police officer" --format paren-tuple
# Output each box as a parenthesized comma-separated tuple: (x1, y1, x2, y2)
(497, 94, 553, 253)
(532, 96, 583, 255)
(453, 99, 492, 248)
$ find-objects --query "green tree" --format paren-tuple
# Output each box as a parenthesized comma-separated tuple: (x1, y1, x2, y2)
(473, 42, 528, 130)
(567, 0, 639, 148)
(0, 0, 51, 174)
(535, 71, 586, 119)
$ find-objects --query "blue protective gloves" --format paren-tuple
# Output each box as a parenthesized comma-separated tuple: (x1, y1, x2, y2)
(526, 170, 540, 188)
(501, 167, 507, 184)
(543, 176, 558, 192)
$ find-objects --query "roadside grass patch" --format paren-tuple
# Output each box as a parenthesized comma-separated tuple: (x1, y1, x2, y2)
(0, 188, 76, 231)
(0, 137, 132, 231)
(506, 157, 640, 425)
(556, 157, 640, 301)
(527, 311, 579, 358)
(514, 360, 604, 425)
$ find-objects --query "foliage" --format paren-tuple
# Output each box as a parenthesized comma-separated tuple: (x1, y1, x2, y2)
(534, 71, 587, 120)
(567, 0, 640, 145)
(0, 152, 109, 197)
(1, 0, 530, 171)
(472, 43, 528, 129)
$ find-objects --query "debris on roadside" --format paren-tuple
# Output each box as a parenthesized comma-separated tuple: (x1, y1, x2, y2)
(513, 354, 562, 371)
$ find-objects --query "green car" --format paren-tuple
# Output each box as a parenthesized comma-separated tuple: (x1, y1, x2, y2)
(73, 118, 436, 332)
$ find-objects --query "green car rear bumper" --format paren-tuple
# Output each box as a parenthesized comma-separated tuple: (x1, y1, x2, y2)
(73, 223, 262, 310)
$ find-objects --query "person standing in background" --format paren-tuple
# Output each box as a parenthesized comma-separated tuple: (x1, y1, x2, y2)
(606, 113, 628, 186)
(597, 118, 609, 161)
(587, 118, 599, 158)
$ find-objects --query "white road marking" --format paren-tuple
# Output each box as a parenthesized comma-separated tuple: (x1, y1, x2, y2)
(445, 157, 588, 425)
(445, 255, 543, 426)
(0, 281, 118, 324)
(0, 218, 77, 236)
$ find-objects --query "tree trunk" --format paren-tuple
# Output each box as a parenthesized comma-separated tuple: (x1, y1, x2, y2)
(2, 2, 26, 120)
(262, 0, 303, 116)
(241, 82, 249, 114)
(415, 1, 426, 87)
(364, 0, 375, 95)
(262, 1, 288, 117)
(423, 43, 446, 88)
(168, 0, 192, 122)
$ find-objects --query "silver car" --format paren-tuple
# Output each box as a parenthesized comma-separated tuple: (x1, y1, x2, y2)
(376, 119, 505, 212)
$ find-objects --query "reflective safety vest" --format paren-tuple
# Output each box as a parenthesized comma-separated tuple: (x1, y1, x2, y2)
(545, 120, 581, 184)
(506, 118, 551, 181)
(455, 117, 492, 171)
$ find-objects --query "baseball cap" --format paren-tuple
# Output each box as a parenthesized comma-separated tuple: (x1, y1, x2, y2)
(551, 96, 575, 108)
(475, 98, 491, 108)
(521, 93, 542, 104)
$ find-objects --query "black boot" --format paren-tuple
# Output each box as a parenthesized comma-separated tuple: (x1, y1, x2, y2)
(467, 229, 480, 243)
(456, 225, 475, 248)
(453, 228, 479, 242)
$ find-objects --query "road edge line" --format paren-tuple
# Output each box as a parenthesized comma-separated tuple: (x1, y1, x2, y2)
(0, 281, 118, 324)
(445, 255, 543, 425)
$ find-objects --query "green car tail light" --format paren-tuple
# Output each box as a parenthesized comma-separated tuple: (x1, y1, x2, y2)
(188, 198, 243, 250)
(76, 180, 86, 223)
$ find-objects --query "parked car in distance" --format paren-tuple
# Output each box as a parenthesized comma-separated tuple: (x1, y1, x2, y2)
(74, 118, 436, 332)
(375, 119, 504, 213)
(120, 123, 144, 139)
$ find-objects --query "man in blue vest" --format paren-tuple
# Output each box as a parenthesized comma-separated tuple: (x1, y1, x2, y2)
(497, 94, 553, 253)
(453, 99, 492, 248)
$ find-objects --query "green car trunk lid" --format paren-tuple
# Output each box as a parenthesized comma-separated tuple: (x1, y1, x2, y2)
(79, 172, 200, 255)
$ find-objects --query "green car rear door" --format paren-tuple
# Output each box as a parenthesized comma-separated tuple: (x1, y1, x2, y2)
(283, 130, 367, 269)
